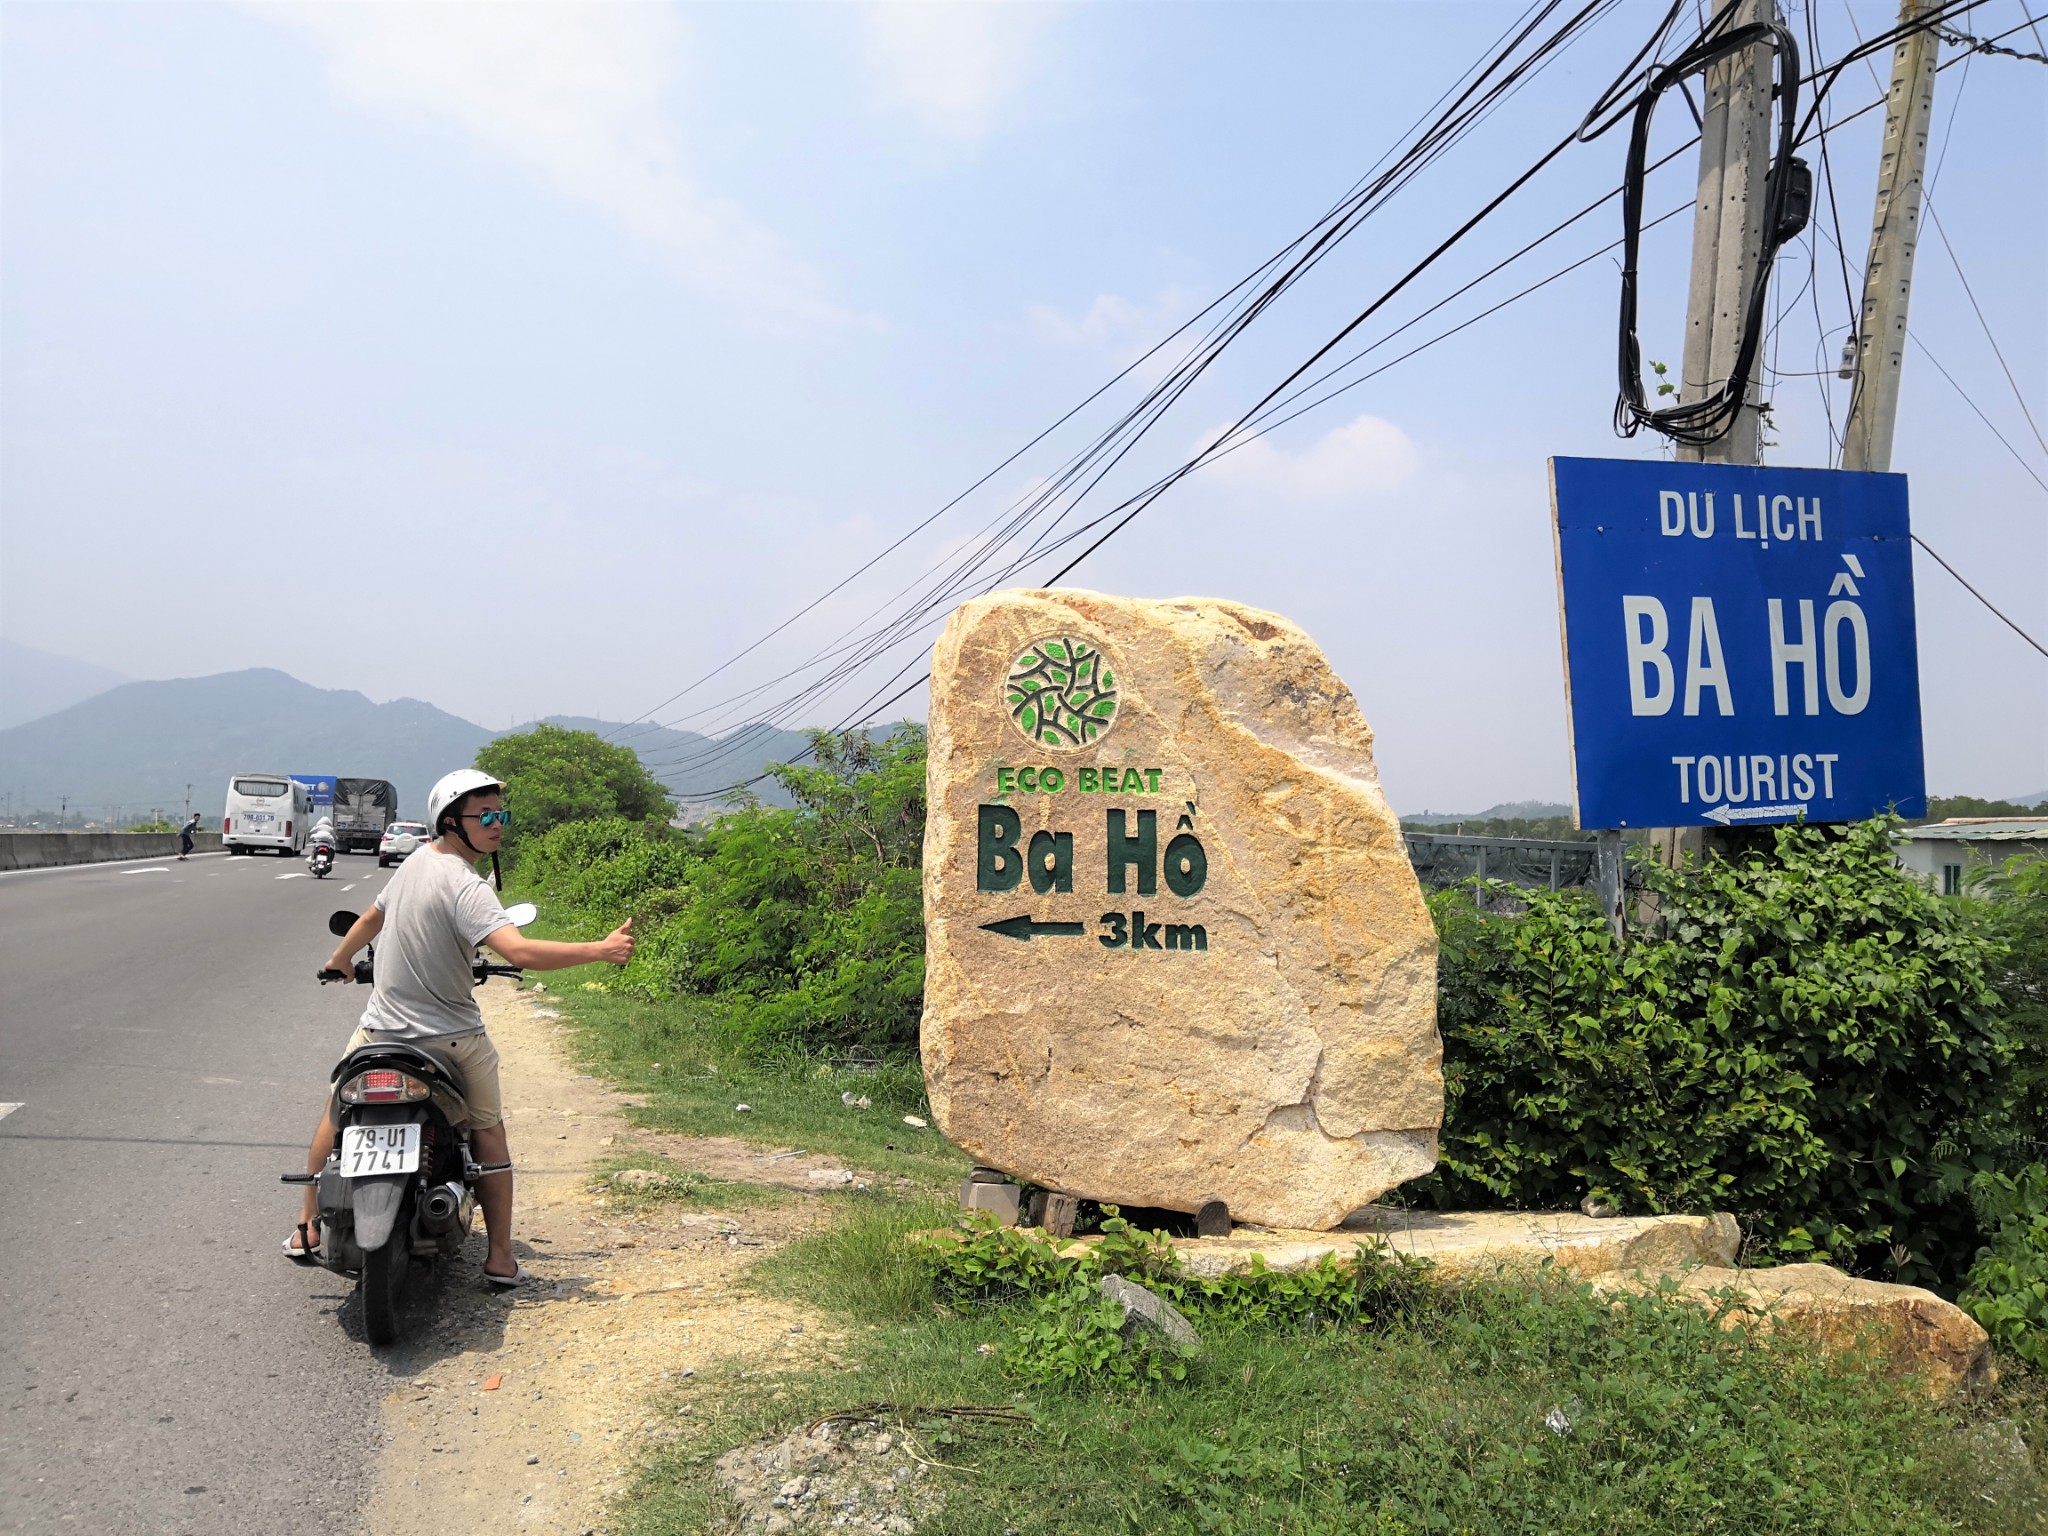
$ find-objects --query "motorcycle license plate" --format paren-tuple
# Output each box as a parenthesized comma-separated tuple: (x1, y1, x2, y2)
(340, 1124, 420, 1177)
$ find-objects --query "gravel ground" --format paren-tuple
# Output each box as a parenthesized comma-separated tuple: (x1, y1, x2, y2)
(359, 983, 848, 1536)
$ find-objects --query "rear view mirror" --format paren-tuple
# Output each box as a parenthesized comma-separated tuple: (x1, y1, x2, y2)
(502, 902, 537, 928)
(328, 910, 360, 938)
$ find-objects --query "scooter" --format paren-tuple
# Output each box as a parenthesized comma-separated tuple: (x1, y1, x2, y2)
(288, 901, 536, 1346)
(307, 840, 336, 879)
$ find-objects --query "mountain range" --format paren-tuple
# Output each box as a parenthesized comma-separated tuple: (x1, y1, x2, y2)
(0, 665, 811, 821)
(0, 638, 130, 731)
(2, 648, 2039, 824)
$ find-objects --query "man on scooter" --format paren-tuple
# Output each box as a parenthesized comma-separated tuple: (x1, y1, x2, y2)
(287, 767, 635, 1286)
(306, 813, 338, 873)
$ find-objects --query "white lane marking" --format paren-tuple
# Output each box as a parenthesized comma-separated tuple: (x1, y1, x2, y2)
(123, 868, 172, 875)
(0, 1104, 21, 1121)
(275, 871, 310, 880)
(341, 883, 357, 892)
(0, 850, 226, 880)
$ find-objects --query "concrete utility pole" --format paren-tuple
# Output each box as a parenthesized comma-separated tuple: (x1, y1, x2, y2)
(1675, 0, 1780, 470)
(1649, 0, 1781, 875)
(1841, 0, 1940, 473)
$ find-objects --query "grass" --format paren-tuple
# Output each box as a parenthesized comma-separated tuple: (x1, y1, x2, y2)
(608, 1198, 2048, 1536)
(508, 920, 2048, 1534)
(509, 938, 970, 1193)
(587, 1151, 785, 1213)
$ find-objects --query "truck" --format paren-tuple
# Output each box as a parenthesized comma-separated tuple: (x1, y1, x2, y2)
(333, 778, 399, 854)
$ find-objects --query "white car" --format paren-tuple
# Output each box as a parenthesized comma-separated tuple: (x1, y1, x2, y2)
(377, 821, 432, 867)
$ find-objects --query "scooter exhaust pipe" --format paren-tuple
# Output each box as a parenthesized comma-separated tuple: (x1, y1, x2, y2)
(419, 1182, 465, 1230)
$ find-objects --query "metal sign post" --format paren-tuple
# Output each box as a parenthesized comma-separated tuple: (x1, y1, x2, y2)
(1551, 455, 1925, 834)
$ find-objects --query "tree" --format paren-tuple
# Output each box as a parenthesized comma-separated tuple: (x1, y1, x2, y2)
(475, 723, 674, 841)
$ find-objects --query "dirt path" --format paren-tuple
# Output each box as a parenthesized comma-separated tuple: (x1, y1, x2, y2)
(360, 982, 849, 1536)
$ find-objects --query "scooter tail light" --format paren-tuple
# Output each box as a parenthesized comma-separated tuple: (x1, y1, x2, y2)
(340, 1069, 430, 1104)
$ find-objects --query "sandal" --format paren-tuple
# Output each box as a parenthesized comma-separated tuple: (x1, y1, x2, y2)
(483, 1262, 534, 1290)
(283, 1222, 321, 1263)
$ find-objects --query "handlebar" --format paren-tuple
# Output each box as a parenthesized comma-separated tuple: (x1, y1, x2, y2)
(318, 961, 519, 985)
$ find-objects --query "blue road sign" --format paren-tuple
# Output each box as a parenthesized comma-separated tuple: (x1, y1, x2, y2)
(1550, 456, 1925, 831)
(290, 774, 336, 811)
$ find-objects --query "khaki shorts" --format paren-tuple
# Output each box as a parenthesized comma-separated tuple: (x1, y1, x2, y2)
(343, 1027, 505, 1130)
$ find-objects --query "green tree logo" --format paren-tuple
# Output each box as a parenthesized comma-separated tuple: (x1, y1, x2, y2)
(1006, 636, 1119, 749)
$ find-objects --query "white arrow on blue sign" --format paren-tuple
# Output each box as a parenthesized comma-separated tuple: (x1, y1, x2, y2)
(1549, 456, 1925, 831)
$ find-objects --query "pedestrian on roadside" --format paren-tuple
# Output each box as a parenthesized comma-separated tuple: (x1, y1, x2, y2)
(289, 768, 634, 1285)
(178, 811, 201, 860)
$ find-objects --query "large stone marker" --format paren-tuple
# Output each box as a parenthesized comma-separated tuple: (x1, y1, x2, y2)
(920, 589, 1441, 1231)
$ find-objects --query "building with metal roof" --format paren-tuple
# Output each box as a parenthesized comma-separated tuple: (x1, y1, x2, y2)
(1896, 818, 2048, 894)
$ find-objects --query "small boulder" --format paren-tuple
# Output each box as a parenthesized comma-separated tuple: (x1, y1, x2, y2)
(1593, 1263, 1994, 1397)
(1098, 1274, 1202, 1355)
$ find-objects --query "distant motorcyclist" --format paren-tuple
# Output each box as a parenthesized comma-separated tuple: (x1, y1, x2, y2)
(287, 769, 634, 1285)
(306, 815, 339, 876)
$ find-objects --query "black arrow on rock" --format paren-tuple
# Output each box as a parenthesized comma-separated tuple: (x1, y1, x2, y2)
(980, 914, 1087, 942)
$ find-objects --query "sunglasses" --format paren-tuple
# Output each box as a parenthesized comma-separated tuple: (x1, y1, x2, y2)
(465, 809, 513, 828)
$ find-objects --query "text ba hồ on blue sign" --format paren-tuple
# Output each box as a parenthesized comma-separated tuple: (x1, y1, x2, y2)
(1549, 456, 1925, 831)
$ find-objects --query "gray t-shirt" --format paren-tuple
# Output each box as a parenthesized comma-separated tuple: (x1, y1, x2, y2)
(359, 848, 512, 1040)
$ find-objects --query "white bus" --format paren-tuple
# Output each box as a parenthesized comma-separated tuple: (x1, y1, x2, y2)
(223, 773, 311, 856)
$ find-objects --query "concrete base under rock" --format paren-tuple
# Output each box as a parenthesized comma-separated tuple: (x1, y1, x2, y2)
(1156, 1207, 1742, 1280)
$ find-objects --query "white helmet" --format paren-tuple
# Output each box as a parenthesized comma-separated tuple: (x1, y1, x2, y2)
(426, 768, 506, 839)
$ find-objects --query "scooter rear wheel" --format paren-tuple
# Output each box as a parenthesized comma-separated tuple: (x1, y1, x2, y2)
(361, 1236, 408, 1346)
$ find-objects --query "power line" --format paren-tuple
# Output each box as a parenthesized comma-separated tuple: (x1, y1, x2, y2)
(660, 193, 1702, 802)
(1922, 195, 2048, 457)
(607, 0, 1612, 749)
(1909, 330, 2048, 495)
(1910, 533, 2048, 658)
(636, 0, 1651, 784)
(1935, 17, 2048, 59)
(658, 6, 2041, 798)
(665, 20, 1880, 787)
(676, 6, 1806, 779)
(1810, 199, 2047, 493)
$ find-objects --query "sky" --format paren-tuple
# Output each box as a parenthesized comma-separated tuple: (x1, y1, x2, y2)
(3, 0, 2043, 814)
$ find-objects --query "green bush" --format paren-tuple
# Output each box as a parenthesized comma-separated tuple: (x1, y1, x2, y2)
(925, 1210, 1424, 1390)
(1417, 818, 2011, 1286)
(1961, 1163, 2048, 1368)
(508, 725, 927, 1059)
(1973, 853, 2048, 1146)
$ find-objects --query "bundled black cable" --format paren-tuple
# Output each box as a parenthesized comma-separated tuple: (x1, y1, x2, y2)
(1614, 16, 1808, 446)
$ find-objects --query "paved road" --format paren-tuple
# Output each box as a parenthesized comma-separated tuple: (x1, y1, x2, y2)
(0, 849, 441, 1533)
